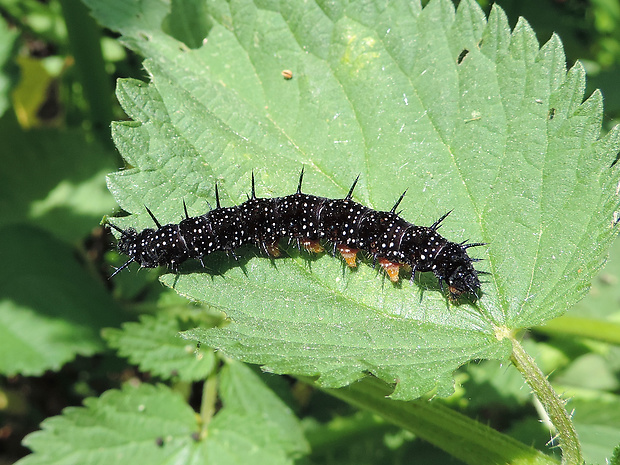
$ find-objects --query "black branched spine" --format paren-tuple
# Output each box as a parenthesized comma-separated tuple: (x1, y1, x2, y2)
(110, 172, 483, 299)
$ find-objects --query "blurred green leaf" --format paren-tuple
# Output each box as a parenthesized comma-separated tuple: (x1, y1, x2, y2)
(0, 114, 117, 243)
(565, 234, 620, 320)
(0, 15, 19, 117)
(568, 397, 620, 465)
(0, 225, 123, 376)
(462, 360, 532, 411)
(553, 353, 619, 391)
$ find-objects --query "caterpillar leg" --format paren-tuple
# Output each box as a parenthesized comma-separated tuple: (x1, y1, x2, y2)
(109, 259, 134, 278)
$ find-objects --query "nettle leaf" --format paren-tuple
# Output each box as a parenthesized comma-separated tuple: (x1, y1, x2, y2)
(19, 361, 308, 465)
(93, 0, 620, 399)
(103, 314, 216, 382)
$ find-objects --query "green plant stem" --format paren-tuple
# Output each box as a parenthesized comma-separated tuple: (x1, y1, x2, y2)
(199, 369, 218, 439)
(58, 0, 116, 151)
(302, 376, 558, 465)
(534, 315, 620, 345)
(509, 335, 583, 465)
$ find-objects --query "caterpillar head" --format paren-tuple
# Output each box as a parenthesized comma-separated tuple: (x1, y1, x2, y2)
(115, 227, 138, 257)
(108, 224, 159, 275)
(433, 242, 482, 300)
(445, 262, 480, 300)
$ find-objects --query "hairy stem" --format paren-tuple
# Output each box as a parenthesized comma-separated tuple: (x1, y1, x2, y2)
(509, 335, 583, 465)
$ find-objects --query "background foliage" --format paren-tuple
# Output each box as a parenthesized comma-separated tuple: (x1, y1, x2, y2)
(1, 0, 620, 464)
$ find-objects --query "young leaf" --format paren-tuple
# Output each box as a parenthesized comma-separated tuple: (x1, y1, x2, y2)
(94, 0, 620, 399)
(104, 314, 216, 382)
(19, 362, 308, 465)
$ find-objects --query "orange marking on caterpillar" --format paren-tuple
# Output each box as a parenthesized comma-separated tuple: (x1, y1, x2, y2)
(337, 245, 359, 267)
(265, 242, 281, 257)
(301, 239, 324, 253)
(378, 258, 401, 282)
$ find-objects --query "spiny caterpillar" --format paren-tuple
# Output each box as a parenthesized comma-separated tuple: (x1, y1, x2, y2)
(108, 170, 484, 299)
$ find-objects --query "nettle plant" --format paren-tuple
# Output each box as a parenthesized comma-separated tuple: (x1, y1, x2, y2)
(19, 1, 620, 464)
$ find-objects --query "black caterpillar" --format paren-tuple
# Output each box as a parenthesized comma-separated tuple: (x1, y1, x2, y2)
(109, 170, 484, 300)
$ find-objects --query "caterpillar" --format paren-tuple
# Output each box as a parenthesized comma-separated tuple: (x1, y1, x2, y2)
(108, 170, 484, 300)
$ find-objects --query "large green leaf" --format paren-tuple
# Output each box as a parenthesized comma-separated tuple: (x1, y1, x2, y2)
(91, 0, 620, 399)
